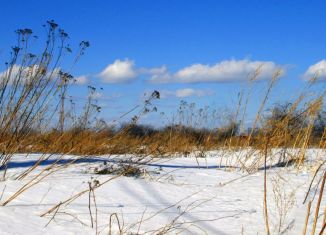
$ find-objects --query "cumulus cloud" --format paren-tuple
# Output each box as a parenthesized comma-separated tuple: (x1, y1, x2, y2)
(302, 60, 326, 81)
(161, 88, 215, 98)
(0, 65, 20, 84)
(73, 75, 89, 85)
(97, 59, 284, 84)
(149, 59, 283, 83)
(99, 59, 137, 83)
(0, 64, 61, 85)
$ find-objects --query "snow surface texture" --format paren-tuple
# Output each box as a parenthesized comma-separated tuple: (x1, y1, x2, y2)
(0, 149, 325, 235)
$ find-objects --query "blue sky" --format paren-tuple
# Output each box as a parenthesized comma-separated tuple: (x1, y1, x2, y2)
(0, 0, 325, 127)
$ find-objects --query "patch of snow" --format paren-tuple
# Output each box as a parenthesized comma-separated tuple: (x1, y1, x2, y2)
(0, 149, 324, 234)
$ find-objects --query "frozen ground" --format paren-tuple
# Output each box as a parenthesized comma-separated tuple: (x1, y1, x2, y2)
(0, 149, 325, 234)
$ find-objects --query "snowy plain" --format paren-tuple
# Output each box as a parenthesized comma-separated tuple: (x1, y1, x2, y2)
(0, 149, 325, 235)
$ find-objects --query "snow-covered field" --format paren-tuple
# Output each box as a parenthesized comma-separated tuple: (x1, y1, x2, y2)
(0, 149, 325, 234)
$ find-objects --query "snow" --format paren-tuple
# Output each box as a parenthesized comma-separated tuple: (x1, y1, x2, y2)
(0, 149, 325, 234)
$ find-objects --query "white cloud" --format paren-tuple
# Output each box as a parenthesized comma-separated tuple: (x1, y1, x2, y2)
(73, 75, 89, 85)
(97, 59, 284, 84)
(0, 64, 61, 85)
(161, 88, 215, 98)
(302, 60, 326, 81)
(99, 59, 137, 83)
(150, 59, 284, 83)
(0, 65, 20, 85)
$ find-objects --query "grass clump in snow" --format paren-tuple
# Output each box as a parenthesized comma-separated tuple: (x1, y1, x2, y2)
(94, 162, 143, 178)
